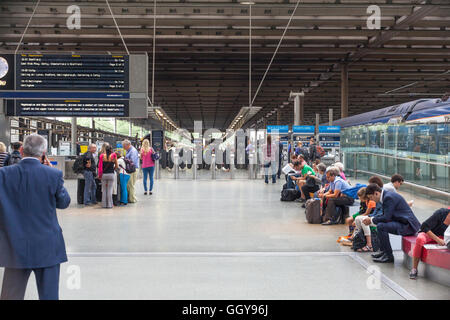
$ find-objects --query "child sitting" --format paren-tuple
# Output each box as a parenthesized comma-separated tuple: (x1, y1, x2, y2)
(352, 188, 377, 252)
(346, 188, 376, 252)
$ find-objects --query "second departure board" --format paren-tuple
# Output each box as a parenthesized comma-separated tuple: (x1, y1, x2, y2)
(7, 99, 129, 117)
(16, 54, 129, 91)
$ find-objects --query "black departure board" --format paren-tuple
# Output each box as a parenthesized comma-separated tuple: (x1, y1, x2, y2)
(15, 54, 129, 91)
(7, 99, 129, 117)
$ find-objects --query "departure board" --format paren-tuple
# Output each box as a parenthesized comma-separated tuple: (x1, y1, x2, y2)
(7, 99, 129, 117)
(0, 53, 147, 118)
(15, 54, 129, 91)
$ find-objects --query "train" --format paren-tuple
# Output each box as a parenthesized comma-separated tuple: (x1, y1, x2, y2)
(329, 98, 450, 128)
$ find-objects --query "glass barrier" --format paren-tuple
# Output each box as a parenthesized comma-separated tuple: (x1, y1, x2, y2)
(342, 123, 449, 193)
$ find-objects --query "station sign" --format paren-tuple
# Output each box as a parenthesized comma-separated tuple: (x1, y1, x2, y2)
(267, 125, 289, 134)
(0, 53, 148, 118)
(292, 125, 315, 134)
(318, 126, 341, 134)
(6, 99, 129, 117)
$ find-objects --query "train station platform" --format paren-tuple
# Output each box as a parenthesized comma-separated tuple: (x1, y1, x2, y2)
(1, 177, 448, 300)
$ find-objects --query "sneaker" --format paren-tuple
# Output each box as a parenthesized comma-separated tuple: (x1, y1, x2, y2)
(144, 192, 148, 195)
(301, 203, 306, 208)
(149, 192, 153, 195)
(409, 269, 418, 280)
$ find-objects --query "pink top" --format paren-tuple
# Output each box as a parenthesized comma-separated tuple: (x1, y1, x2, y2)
(141, 149, 154, 168)
(98, 152, 117, 178)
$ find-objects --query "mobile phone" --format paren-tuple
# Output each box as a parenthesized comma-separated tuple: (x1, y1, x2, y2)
(41, 154, 46, 164)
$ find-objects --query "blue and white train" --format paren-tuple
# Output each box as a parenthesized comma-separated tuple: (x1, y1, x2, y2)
(330, 98, 450, 128)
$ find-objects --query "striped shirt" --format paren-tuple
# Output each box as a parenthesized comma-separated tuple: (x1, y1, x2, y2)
(0, 152, 8, 167)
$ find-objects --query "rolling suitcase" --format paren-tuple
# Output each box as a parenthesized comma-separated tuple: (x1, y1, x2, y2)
(305, 199, 322, 224)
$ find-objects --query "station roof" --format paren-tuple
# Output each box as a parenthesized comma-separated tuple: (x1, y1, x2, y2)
(0, 0, 449, 130)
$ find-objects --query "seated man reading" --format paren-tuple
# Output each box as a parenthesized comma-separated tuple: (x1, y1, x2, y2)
(363, 184, 421, 263)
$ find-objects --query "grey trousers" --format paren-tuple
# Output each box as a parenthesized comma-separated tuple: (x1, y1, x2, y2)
(101, 173, 115, 208)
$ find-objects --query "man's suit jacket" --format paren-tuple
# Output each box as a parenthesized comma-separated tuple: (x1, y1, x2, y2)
(0, 158, 71, 269)
(372, 190, 421, 233)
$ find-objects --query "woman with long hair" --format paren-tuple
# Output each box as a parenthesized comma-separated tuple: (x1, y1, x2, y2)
(140, 139, 155, 195)
(98, 143, 118, 208)
(262, 134, 278, 184)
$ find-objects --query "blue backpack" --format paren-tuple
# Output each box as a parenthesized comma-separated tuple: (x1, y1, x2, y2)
(342, 183, 367, 199)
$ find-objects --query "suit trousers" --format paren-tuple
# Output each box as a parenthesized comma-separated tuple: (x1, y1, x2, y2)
(377, 221, 416, 255)
(1, 264, 60, 300)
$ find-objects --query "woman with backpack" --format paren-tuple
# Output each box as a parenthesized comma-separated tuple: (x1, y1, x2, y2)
(98, 143, 118, 209)
(140, 139, 155, 195)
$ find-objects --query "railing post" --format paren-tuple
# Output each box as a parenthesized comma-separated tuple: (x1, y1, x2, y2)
(192, 152, 197, 180)
(155, 159, 160, 180)
(174, 153, 179, 179)
(230, 153, 235, 180)
(211, 154, 216, 180)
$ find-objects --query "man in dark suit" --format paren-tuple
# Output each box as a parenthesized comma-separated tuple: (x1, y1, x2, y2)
(0, 134, 71, 300)
(363, 183, 420, 263)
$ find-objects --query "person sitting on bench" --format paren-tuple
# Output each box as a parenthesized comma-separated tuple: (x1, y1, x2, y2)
(291, 161, 316, 202)
(286, 161, 302, 189)
(362, 184, 421, 263)
(409, 208, 450, 280)
(320, 167, 353, 225)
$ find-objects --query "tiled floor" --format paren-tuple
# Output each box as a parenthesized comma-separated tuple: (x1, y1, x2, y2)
(1, 172, 448, 299)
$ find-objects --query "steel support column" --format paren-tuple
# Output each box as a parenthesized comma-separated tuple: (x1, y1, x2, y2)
(341, 64, 349, 119)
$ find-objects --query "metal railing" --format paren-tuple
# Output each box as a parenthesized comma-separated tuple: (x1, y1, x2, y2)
(345, 151, 449, 199)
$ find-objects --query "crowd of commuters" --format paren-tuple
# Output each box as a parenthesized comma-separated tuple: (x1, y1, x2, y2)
(79, 139, 156, 209)
(0, 133, 449, 300)
(277, 135, 450, 280)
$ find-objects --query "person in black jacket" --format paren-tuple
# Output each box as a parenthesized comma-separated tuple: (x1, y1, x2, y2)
(277, 139, 284, 179)
(308, 137, 320, 163)
(3, 142, 22, 167)
(409, 208, 450, 280)
(82, 144, 98, 206)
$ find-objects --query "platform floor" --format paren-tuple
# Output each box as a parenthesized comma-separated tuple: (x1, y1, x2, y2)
(1, 176, 449, 300)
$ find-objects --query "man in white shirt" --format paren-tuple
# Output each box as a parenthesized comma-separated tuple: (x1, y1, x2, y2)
(383, 174, 404, 193)
(384, 174, 414, 207)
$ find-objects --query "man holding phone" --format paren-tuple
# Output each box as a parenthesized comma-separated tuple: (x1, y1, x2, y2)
(0, 134, 71, 300)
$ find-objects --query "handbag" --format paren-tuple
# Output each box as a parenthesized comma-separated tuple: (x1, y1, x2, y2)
(151, 152, 160, 161)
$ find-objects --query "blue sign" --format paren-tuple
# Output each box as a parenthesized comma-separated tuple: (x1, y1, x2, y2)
(319, 126, 341, 134)
(292, 125, 315, 134)
(267, 125, 289, 134)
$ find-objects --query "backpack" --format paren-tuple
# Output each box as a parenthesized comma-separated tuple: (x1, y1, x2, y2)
(305, 199, 322, 224)
(123, 158, 136, 174)
(299, 147, 310, 162)
(316, 145, 326, 157)
(280, 189, 301, 201)
(351, 228, 380, 252)
(5, 152, 21, 166)
(342, 183, 367, 200)
(72, 156, 85, 174)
